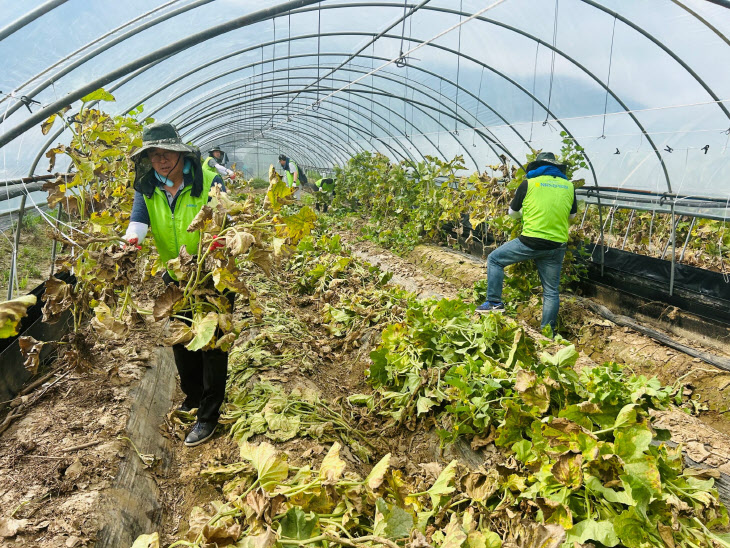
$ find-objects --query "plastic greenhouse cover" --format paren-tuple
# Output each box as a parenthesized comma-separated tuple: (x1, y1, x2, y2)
(0, 0, 728, 216)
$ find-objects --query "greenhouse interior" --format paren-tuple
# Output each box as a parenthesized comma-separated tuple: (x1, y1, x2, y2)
(2, 1, 730, 547)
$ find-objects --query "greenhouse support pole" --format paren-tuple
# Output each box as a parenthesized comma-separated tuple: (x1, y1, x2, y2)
(669, 203, 676, 297)
(0, 0, 68, 43)
(49, 202, 63, 277)
(597, 198, 605, 276)
(8, 194, 27, 300)
(679, 217, 696, 262)
(620, 210, 635, 250)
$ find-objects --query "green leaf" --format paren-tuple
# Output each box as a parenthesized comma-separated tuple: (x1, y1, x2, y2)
(565, 519, 619, 547)
(368, 348, 389, 386)
(613, 507, 653, 548)
(416, 396, 436, 415)
(426, 460, 457, 508)
(279, 507, 319, 540)
(0, 295, 36, 339)
(613, 404, 637, 429)
(584, 475, 634, 505)
(81, 88, 116, 102)
(366, 453, 391, 491)
(374, 498, 414, 540)
(467, 530, 501, 548)
(347, 393, 374, 409)
(185, 312, 219, 351)
(239, 441, 289, 492)
(283, 206, 318, 242)
(614, 424, 652, 463)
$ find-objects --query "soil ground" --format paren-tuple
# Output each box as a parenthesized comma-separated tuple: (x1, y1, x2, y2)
(3, 215, 730, 546)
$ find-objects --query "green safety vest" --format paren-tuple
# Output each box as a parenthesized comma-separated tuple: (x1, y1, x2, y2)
(202, 156, 219, 180)
(285, 161, 299, 187)
(521, 175, 574, 243)
(315, 178, 335, 192)
(144, 167, 217, 275)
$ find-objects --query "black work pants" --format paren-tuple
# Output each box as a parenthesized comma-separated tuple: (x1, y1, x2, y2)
(172, 344, 228, 422)
(163, 271, 234, 422)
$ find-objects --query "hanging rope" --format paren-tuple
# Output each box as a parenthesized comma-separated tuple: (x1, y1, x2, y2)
(473, 66, 485, 147)
(287, 10, 291, 121)
(600, 16, 618, 138)
(315, 2, 322, 109)
(397, 0, 409, 67)
(454, 0, 463, 134)
(543, 0, 559, 125)
(529, 41, 539, 142)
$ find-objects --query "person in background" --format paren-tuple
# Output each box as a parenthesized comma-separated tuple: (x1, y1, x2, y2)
(476, 151, 577, 335)
(313, 177, 336, 213)
(278, 154, 308, 199)
(123, 122, 231, 447)
(203, 145, 236, 181)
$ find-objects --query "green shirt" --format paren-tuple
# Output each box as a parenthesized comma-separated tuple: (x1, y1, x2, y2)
(143, 167, 217, 276)
(520, 175, 575, 243)
(315, 178, 335, 192)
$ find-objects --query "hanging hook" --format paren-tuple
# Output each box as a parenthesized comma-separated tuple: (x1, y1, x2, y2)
(664, 145, 673, 153)
(702, 145, 710, 154)
(20, 95, 40, 113)
(614, 148, 620, 155)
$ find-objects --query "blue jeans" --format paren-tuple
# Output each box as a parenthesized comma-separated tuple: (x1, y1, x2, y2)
(486, 238, 567, 332)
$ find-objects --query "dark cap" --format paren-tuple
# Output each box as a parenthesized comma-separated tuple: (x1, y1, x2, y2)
(525, 151, 567, 174)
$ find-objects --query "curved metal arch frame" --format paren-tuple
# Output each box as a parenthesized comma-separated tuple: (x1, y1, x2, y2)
(232, 135, 334, 172)
(0, 0, 325, 147)
(194, 101, 418, 166)
(172, 72, 485, 168)
(193, 109, 366, 164)
(2, 0, 726, 173)
(123, 2, 728, 190)
(0, 0, 69, 43)
(258, 1, 730, 136)
(188, 94, 420, 164)
(179, 82, 484, 169)
(0, 0, 187, 110)
(140, 55, 512, 169)
(0, 0, 216, 122)
(195, 103, 409, 164)
(204, 124, 347, 167)
(171, 76, 424, 163)
(127, 30, 595, 182)
(250, 130, 338, 167)
(149, 50, 522, 154)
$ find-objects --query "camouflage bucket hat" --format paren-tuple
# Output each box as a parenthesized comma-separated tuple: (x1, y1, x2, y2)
(208, 145, 224, 154)
(130, 122, 197, 161)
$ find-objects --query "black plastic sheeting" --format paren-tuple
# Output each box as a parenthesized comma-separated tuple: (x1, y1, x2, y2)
(0, 272, 74, 404)
(586, 244, 730, 304)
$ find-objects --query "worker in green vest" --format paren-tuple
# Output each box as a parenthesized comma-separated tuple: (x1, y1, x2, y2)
(202, 145, 236, 182)
(278, 154, 308, 199)
(476, 151, 577, 335)
(123, 122, 231, 447)
(313, 177, 335, 213)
